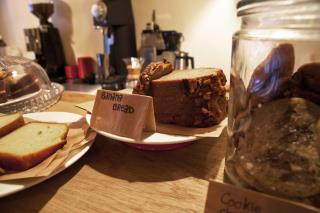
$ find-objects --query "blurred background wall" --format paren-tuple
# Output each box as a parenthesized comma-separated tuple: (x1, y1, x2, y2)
(0, 0, 239, 77)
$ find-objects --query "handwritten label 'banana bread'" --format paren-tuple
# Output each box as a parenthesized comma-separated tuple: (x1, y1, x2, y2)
(90, 89, 156, 140)
(100, 92, 135, 113)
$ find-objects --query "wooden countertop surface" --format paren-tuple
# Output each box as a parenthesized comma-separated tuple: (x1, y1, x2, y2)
(0, 91, 227, 213)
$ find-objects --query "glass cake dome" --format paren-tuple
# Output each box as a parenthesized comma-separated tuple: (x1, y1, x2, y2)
(0, 56, 63, 113)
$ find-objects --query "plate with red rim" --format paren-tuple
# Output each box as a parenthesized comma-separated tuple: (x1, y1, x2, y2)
(85, 114, 199, 150)
(0, 112, 95, 198)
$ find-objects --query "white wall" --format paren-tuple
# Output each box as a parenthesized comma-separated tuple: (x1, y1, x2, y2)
(0, 0, 239, 77)
(0, 0, 103, 65)
(133, 0, 240, 74)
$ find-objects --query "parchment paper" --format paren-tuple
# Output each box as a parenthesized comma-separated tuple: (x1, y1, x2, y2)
(0, 117, 96, 181)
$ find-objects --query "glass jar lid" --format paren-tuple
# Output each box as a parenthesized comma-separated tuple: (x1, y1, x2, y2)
(237, 0, 320, 9)
(235, 0, 320, 39)
(0, 56, 63, 113)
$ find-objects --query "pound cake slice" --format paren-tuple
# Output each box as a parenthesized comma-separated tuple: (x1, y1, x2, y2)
(151, 68, 227, 127)
(0, 113, 24, 137)
(0, 122, 68, 171)
(6, 73, 41, 98)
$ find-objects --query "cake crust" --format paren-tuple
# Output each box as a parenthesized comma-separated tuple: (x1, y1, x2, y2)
(0, 113, 24, 137)
(152, 68, 227, 127)
(0, 142, 66, 171)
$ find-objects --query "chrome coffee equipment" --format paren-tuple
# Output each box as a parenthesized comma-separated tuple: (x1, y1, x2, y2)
(91, 0, 137, 90)
(24, 0, 66, 83)
(140, 10, 184, 66)
(174, 51, 194, 70)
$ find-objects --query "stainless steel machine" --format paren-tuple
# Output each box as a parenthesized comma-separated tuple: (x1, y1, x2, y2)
(91, 0, 137, 90)
(139, 10, 194, 70)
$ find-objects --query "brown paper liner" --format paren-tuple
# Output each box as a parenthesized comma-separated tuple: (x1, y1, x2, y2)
(155, 118, 227, 138)
(0, 117, 96, 181)
(77, 101, 227, 139)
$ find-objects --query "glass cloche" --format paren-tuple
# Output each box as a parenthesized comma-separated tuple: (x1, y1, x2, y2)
(0, 56, 63, 113)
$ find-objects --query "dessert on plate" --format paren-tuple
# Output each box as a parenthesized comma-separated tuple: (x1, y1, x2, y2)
(0, 113, 68, 171)
(133, 60, 228, 127)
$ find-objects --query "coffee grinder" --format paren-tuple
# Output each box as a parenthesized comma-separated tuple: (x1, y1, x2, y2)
(91, 0, 137, 90)
(24, 0, 66, 82)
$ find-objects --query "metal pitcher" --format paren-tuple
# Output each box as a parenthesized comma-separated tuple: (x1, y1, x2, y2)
(174, 51, 194, 70)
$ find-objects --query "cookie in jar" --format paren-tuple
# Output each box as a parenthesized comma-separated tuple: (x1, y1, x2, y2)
(226, 0, 320, 208)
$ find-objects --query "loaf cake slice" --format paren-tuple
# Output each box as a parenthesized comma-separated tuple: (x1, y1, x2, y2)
(0, 122, 68, 171)
(151, 68, 227, 127)
(6, 73, 40, 98)
(0, 113, 24, 137)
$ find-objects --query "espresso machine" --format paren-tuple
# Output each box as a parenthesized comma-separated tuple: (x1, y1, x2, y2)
(91, 0, 137, 90)
(24, 0, 66, 82)
(140, 11, 186, 67)
(140, 11, 194, 70)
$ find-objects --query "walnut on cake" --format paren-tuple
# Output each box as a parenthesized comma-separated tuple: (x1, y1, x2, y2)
(133, 59, 173, 96)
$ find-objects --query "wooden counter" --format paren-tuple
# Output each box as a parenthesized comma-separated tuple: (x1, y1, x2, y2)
(0, 91, 227, 213)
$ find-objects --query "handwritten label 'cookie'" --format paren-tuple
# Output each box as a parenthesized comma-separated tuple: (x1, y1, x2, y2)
(205, 181, 319, 213)
(90, 89, 156, 140)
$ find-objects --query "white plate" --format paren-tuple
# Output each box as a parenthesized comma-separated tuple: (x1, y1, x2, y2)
(0, 112, 95, 198)
(86, 114, 199, 145)
(26, 111, 83, 123)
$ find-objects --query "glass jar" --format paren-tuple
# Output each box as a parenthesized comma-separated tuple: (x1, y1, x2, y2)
(226, 0, 320, 207)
